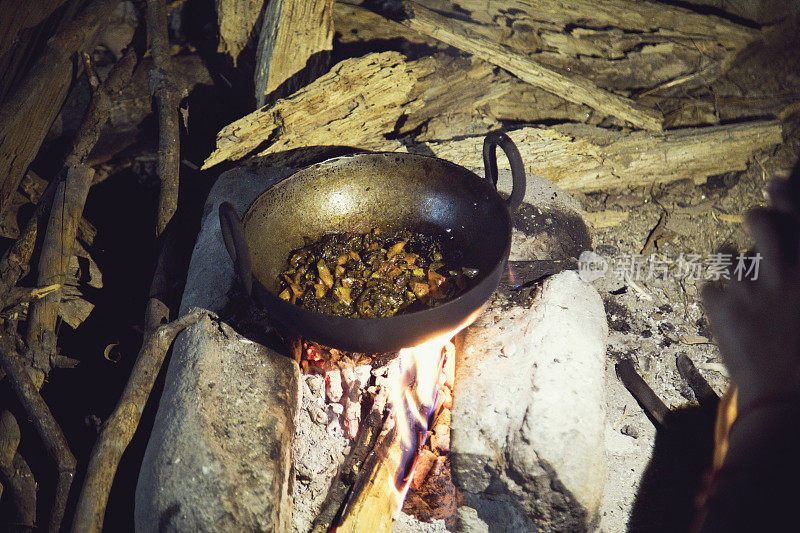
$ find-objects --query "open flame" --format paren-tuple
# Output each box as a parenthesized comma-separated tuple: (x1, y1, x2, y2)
(386, 308, 483, 516)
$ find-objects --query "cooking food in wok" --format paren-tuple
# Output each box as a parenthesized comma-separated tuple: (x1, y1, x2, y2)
(218, 131, 526, 352)
(277, 228, 479, 318)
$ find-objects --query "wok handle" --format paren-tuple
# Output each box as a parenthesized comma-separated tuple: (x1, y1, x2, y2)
(482, 131, 526, 212)
(218, 202, 253, 296)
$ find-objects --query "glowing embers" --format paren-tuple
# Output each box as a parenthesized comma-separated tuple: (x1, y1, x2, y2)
(293, 309, 481, 532)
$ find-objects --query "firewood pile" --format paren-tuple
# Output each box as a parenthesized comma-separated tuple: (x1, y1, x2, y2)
(0, 0, 796, 530)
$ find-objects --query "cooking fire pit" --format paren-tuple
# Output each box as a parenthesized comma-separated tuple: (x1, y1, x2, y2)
(134, 156, 608, 533)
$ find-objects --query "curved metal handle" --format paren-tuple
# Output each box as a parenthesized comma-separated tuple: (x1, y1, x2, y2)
(218, 202, 253, 296)
(483, 131, 526, 212)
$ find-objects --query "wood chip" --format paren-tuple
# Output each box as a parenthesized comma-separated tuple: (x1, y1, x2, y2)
(585, 210, 629, 229)
(717, 213, 744, 224)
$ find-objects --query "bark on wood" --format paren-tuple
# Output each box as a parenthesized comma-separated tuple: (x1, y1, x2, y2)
(59, 242, 103, 329)
(71, 309, 207, 533)
(254, 0, 334, 107)
(415, 0, 759, 93)
(147, 0, 181, 237)
(399, 1, 664, 131)
(215, 0, 267, 64)
(3, 284, 62, 310)
(416, 120, 782, 191)
(0, 0, 120, 224)
(0, 177, 58, 305)
(0, 332, 76, 533)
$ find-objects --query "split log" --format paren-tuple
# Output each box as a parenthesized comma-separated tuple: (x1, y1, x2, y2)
(336, 429, 402, 533)
(25, 165, 93, 383)
(483, 81, 596, 126)
(205, 51, 565, 168)
(414, 0, 759, 93)
(204, 51, 425, 167)
(215, 0, 267, 64)
(333, 3, 595, 130)
(0, 0, 121, 224)
(399, 1, 664, 131)
(398, 55, 509, 138)
(416, 120, 782, 191)
(254, 0, 334, 107)
(72, 309, 208, 533)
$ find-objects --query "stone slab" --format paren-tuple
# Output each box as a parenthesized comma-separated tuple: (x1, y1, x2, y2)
(451, 271, 608, 531)
(135, 314, 300, 532)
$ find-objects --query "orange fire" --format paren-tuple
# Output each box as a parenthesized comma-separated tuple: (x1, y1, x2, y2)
(386, 307, 483, 516)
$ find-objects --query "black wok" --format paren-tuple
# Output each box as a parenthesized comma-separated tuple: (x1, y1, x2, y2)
(218, 131, 525, 353)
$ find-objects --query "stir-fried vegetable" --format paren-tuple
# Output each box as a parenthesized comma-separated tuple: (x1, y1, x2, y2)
(277, 228, 478, 318)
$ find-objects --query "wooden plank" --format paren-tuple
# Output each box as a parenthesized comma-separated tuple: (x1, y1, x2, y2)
(400, 1, 664, 131)
(417, 120, 782, 191)
(254, 0, 334, 106)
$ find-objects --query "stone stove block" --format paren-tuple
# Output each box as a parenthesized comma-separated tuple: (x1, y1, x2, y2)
(451, 271, 608, 531)
(135, 162, 602, 532)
